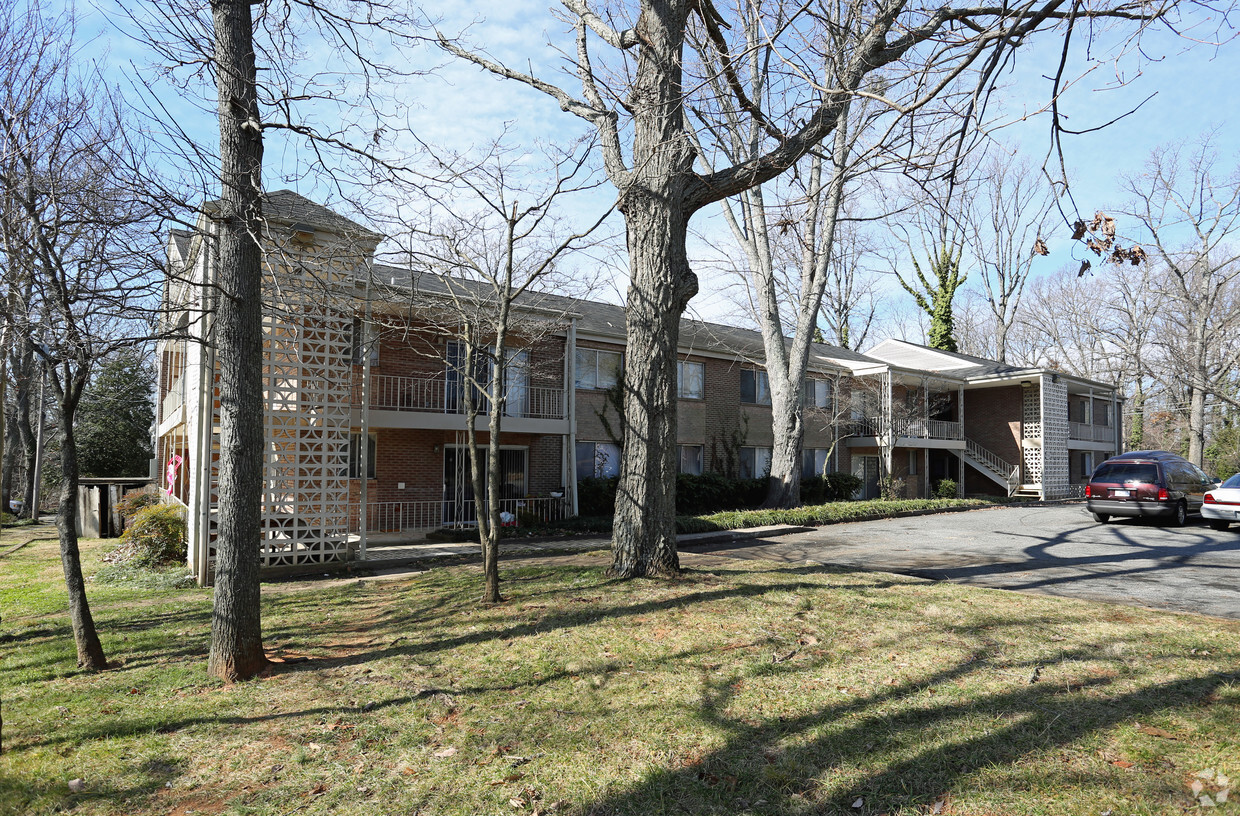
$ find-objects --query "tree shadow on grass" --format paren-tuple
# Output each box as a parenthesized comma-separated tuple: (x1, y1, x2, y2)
(571, 645, 1235, 815)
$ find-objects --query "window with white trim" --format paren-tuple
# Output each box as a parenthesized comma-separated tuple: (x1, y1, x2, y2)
(740, 370, 771, 405)
(801, 448, 828, 479)
(576, 442, 621, 478)
(346, 318, 379, 365)
(678, 360, 704, 399)
(677, 445, 703, 475)
(575, 348, 622, 390)
(740, 446, 773, 479)
(908, 449, 919, 476)
(802, 379, 831, 409)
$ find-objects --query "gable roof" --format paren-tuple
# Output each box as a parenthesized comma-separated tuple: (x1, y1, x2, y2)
(369, 263, 883, 374)
(199, 190, 384, 243)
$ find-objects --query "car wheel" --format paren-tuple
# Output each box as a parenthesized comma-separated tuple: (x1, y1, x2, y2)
(1170, 501, 1188, 527)
(1092, 512, 1110, 524)
(1209, 519, 1230, 532)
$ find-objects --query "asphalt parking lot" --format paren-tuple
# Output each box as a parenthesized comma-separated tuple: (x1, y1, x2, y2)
(685, 503, 1240, 620)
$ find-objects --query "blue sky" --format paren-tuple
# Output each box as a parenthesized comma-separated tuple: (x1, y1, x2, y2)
(79, 1, 1240, 330)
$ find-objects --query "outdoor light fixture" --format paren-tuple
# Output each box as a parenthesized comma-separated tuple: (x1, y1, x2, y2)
(1020, 380, 1032, 388)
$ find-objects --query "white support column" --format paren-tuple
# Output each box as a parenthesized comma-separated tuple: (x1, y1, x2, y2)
(358, 275, 372, 561)
(566, 318, 578, 517)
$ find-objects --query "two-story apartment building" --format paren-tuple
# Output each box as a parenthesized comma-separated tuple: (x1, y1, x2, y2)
(156, 193, 1122, 583)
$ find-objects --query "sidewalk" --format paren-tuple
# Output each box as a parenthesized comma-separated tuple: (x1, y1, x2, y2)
(356, 523, 812, 573)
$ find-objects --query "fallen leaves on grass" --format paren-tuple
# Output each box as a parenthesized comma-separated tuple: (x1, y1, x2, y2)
(432, 747, 457, 758)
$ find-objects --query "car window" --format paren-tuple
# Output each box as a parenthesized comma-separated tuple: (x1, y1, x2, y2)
(1092, 463, 1159, 483)
(1221, 474, 1240, 489)
(1190, 465, 1212, 484)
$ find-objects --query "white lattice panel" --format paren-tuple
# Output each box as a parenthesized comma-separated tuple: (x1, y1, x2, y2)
(1041, 379, 1070, 499)
(1022, 385, 1041, 483)
(203, 237, 361, 570)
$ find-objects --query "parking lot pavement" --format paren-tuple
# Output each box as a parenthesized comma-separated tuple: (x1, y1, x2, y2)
(682, 503, 1240, 620)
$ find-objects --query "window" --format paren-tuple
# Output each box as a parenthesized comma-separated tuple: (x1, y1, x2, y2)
(908, 450, 919, 476)
(802, 379, 831, 409)
(802, 448, 828, 479)
(576, 442, 621, 478)
(678, 445, 703, 475)
(346, 318, 380, 365)
(1080, 452, 1093, 479)
(575, 348, 622, 390)
(740, 370, 771, 405)
(348, 432, 377, 479)
(1096, 402, 1111, 426)
(678, 360, 704, 399)
(740, 446, 772, 479)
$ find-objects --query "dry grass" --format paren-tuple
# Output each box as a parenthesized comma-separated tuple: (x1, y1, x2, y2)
(1, 526, 1237, 815)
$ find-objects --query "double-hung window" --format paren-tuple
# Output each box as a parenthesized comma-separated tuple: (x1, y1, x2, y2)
(575, 348, 622, 390)
(740, 370, 771, 405)
(346, 318, 380, 365)
(740, 446, 773, 479)
(347, 432, 377, 479)
(802, 379, 831, 409)
(576, 442, 621, 478)
(677, 445, 703, 475)
(801, 448, 828, 479)
(678, 360, 704, 399)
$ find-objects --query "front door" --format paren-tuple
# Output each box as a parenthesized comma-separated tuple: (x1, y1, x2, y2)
(443, 447, 528, 525)
(852, 455, 880, 500)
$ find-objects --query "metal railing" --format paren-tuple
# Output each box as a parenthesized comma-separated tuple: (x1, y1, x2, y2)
(842, 416, 883, 437)
(161, 376, 186, 423)
(349, 496, 570, 533)
(964, 437, 1021, 493)
(355, 374, 566, 420)
(894, 418, 963, 440)
(1069, 421, 1114, 443)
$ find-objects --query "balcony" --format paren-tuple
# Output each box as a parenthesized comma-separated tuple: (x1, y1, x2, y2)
(160, 376, 187, 429)
(842, 416, 963, 441)
(354, 374, 566, 421)
(1069, 421, 1114, 443)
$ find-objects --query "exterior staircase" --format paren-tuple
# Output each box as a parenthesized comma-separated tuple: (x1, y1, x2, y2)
(962, 438, 1022, 496)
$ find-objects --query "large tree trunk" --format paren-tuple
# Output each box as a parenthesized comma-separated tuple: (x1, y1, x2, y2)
(207, 0, 269, 682)
(763, 390, 803, 508)
(53, 373, 107, 670)
(14, 343, 38, 519)
(608, 1, 698, 579)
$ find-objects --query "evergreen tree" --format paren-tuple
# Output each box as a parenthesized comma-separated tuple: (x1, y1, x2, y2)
(76, 349, 154, 477)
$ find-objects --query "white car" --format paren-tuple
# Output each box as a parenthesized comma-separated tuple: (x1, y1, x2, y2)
(1201, 473, 1240, 531)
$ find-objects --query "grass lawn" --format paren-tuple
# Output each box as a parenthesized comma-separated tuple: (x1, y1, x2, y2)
(2, 525, 1237, 815)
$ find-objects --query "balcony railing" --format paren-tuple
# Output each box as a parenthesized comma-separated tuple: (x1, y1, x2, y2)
(894, 418, 963, 440)
(355, 374, 566, 420)
(841, 416, 963, 440)
(1069, 422, 1114, 443)
(161, 376, 186, 423)
(349, 496, 570, 533)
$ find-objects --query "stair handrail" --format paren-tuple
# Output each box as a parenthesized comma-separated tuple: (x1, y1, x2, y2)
(964, 438, 1014, 478)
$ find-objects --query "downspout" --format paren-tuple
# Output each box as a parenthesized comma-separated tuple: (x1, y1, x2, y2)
(566, 318, 578, 517)
(195, 223, 217, 586)
(957, 384, 965, 498)
(358, 271, 372, 561)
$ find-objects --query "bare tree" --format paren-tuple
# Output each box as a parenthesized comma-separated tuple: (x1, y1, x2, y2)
(0, 1, 161, 670)
(133, 0, 431, 680)
(374, 140, 611, 604)
(962, 148, 1054, 363)
(442, 0, 1197, 577)
(1120, 135, 1240, 466)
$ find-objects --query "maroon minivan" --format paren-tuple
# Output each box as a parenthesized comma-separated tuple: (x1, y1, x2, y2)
(1085, 450, 1218, 526)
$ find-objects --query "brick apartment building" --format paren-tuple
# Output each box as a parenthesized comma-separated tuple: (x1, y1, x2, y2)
(155, 193, 1122, 583)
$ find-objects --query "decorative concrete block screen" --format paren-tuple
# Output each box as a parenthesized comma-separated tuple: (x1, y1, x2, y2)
(1022, 384, 1042, 484)
(1041, 379, 1070, 499)
(204, 240, 358, 569)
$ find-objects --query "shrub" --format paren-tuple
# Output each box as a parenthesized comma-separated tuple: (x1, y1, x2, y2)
(114, 489, 161, 524)
(576, 476, 620, 517)
(106, 504, 186, 568)
(934, 478, 958, 499)
(822, 471, 862, 500)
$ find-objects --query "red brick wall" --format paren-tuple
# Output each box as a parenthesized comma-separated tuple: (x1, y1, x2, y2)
(964, 385, 1023, 465)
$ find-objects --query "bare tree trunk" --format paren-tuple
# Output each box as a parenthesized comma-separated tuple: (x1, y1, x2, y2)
(763, 398, 802, 508)
(207, 0, 268, 682)
(51, 367, 107, 670)
(608, 2, 697, 579)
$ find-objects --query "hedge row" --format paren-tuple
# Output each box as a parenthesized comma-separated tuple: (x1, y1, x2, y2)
(519, 496, 989, 538)
(577, 471, 864, 517)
